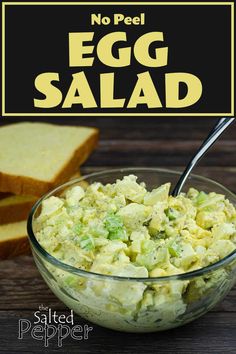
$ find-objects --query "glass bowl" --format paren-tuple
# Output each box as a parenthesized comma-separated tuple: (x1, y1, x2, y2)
(27, 168, 236, 333)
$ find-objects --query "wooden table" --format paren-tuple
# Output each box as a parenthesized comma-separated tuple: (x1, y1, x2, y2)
(0, 118, 235, 353)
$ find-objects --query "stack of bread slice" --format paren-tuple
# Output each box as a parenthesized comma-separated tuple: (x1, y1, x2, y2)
(0, 122, 99, 259)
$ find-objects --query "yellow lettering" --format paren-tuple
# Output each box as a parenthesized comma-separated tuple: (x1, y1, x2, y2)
(134, 32, 168, 67)
(114, 14, 124, 25)
(69, 33, 94, 67)
(97, 32, 131, 67)
(100, 73, 125, 107)
(165, 73, 202, 108)
(91, 13, 101, 25)
(62, 72, 97, 108)
(34, 72, 62, 108)
(127, 72, 162, 108)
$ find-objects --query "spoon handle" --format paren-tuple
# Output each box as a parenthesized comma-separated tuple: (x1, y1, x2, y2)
(206, 117, 230, 138)
(172, 117, 235, 197)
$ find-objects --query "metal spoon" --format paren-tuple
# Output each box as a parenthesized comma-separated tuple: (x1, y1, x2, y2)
(172, 117, 235, 196)
(205, 117, 230, 139)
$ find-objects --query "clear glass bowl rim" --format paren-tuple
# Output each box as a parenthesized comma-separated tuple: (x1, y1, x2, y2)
(27, 167, 236, 283)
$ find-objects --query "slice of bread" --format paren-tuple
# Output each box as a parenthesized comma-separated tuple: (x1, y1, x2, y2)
(0, 220, 29, 259)
(0, 194, 37, 225)
(0, 122, 98, 197)
(0, 170, 82, 225)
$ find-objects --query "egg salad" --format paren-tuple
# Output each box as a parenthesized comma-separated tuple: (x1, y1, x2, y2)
(35, 175, 236, 331)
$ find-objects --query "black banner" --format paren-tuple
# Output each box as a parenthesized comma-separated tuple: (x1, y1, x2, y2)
(2, 2, 234, 116)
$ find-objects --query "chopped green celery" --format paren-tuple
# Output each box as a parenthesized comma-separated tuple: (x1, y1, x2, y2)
(104, 213, 128, 241)
(168, 241, 181, 257)
(104, 213, 123, 231)
(79, 235, 94, 251)
(108, 228, 128, 241)
(73, 223, 82, 235)
(195, 191, 208, 205)
(165, 208, 178, 221)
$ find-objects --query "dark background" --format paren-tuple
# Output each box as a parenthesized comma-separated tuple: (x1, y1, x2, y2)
(4, 3, 232, 114)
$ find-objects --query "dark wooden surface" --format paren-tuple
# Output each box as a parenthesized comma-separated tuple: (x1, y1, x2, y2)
(0, 118, 235, 353)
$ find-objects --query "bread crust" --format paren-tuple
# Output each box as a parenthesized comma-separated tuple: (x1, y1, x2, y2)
(0, 199, 37, 225)
(0, 235, 30, 259)
(0, 129, 99, 197)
